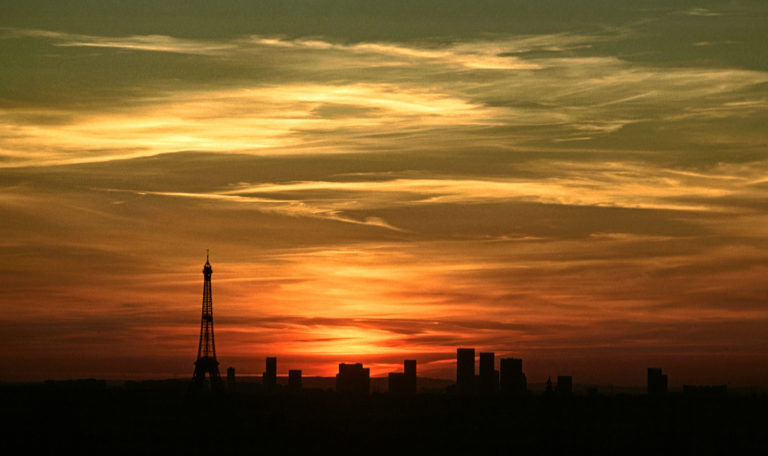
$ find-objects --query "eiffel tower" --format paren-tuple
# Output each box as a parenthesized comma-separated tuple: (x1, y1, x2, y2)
(192, 252, 223, 390)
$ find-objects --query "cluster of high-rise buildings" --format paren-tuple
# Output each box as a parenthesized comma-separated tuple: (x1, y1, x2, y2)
(222, 351, 682, 396)
(227, 349, 528, 394)
(456, 348, 527, 394)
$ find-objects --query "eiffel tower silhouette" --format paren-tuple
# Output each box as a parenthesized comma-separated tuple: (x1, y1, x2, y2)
(192, 251, 223, 391)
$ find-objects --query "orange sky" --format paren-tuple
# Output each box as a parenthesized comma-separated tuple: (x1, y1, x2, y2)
(1, 1, 768, 385)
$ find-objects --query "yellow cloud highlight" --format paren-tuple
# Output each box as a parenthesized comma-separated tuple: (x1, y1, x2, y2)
(218, 161, 746, 212)
(3, 29, 767, 168)
(94, 157, 767, 236)
(0, 83, 498, 167)
(281, 326, 402, 357)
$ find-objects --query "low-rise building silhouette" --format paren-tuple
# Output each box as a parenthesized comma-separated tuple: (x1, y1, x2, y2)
(556, 376, 573, 395)
(336, 363, 370, 394)
(288, 369, 302, 391)
(648, 368, 668, 395)
(500, 358, 527, 394)
(388, 372, 405, 393)
(479, 352, 499, 393)
(388, 359, 417, 394)
(263, 357, 277, 390)
(226, 366, 236, 390)
(456, 348, 475, 393)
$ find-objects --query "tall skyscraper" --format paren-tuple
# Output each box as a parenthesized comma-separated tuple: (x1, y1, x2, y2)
(192, 253, 222, 391)
(456, 348, 475, 393)
(404, 359, 417, 393)
(648, 368, 668, 395)
(479, 352, 499, 393)
(226, 366, 236, 390)
(389, 360, 417, 394)
(500, 358, 527, 394)
(263, 357, 277, 389)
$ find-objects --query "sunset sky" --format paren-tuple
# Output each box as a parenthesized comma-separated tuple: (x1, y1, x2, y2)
(2, 1, 767, 386)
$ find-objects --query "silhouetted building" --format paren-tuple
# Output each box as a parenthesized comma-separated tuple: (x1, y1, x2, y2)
(336, 363, 370, 394)
(263, 357, 277, 389)
(479, 352, 499, 393)
(226, 366, 236, 390)
(389, 373, 405, 393)
(544, 377, 554, 395)
(556, 376, 573, 395)
(456, 348, 475, 393)
(404, 359, 417, 391)
(192, 253, 223, 391)
(648, 368, 668, 395)
(388, 360, 417, 394)
(288, 369, 302, 391)
(500, 358, 527, 394)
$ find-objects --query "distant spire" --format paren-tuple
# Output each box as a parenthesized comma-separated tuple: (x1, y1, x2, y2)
(203, 250, 212, 275)
(193, 250, 221, 390)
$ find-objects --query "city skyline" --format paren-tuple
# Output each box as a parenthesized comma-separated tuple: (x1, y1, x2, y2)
(2, 1, 767, 386)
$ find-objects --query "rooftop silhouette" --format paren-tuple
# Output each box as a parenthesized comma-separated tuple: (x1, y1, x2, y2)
(388, 359, 417, 394)
(336, 363, 370, 394)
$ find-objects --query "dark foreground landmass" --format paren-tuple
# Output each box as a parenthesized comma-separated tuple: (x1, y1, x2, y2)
(3, 380, 767, 455)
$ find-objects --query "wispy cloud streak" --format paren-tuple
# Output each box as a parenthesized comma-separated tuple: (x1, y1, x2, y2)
(1, 28, 766, 166)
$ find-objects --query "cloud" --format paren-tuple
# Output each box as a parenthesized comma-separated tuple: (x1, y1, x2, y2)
(683, 8, 721, 17)
(2, 28, 767, 167)
(113, 158, 766, 219)
(0, 82, 501, 167)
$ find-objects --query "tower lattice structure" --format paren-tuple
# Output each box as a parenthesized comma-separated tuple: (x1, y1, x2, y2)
(193, 253, 222, 389)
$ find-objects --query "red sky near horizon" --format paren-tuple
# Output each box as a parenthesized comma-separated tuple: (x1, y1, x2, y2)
(2, 2, 767, 386)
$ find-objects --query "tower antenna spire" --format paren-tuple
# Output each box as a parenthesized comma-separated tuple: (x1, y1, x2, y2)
(192, 254, 222, 391)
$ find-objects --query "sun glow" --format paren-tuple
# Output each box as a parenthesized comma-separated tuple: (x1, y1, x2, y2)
(283, 326, 401, 357)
